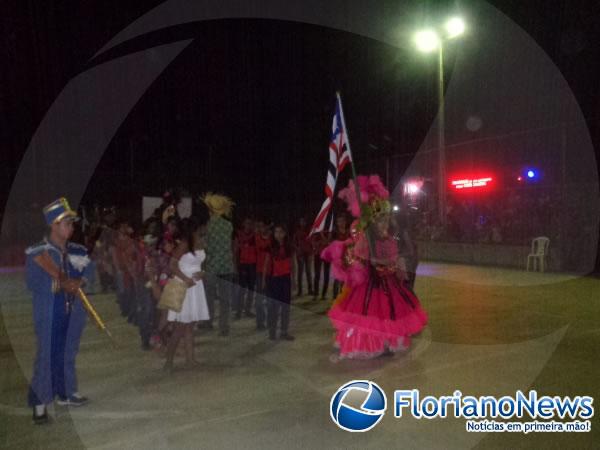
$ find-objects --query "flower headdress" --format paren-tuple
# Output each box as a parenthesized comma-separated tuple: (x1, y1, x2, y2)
(338, 175, 391, 231)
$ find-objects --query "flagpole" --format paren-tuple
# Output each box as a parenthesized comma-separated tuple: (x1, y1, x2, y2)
(336, 92, 360, 191)
(336, 92, 375, 257)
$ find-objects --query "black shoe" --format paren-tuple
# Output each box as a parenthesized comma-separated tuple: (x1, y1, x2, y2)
(256, 324, 266, 331)
(57, 394, 88, 407)
(141, 342, 151, 351)
(244, 311, 256, 318)
(234, 314, 242, 321)
(296, 291, 303, 297)
(269, 333, 277, 340)
(32, 406, 48, 425)
(280, 333, 295, 341)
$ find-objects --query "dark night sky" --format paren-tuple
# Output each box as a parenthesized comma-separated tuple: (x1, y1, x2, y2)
(1, 0, 600, 221)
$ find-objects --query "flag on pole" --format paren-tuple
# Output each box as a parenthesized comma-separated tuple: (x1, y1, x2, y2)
(310, 93, 353, 235)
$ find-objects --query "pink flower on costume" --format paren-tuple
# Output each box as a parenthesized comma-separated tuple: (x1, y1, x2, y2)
(338, 181, 367, 218)
(321, 241, 347, 282)
(338, 175, 389, 218)
(366, 175, 389, 200)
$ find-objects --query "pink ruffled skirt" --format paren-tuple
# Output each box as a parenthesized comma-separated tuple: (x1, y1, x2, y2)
(328, 276, 427, 359)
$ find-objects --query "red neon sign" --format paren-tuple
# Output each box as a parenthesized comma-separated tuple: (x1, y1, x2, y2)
(451, 177, 493, 190)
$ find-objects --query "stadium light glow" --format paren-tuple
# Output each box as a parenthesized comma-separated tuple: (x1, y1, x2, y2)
(445, 17, 466, 38)
(403, 178, 424, 196)
(406, 183, 420, 195)
(414, 30, 440, 52)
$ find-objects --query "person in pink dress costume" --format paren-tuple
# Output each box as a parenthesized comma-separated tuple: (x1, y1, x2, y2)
(321, 175, 428, 360)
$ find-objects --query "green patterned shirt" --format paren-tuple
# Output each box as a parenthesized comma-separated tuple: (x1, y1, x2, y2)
(205, 215, 234, 274)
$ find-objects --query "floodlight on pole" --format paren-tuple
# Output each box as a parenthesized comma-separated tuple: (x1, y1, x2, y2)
(412, 16, 467, 227)
(414, 30, 440, 53)
(445, 17, 466, 38)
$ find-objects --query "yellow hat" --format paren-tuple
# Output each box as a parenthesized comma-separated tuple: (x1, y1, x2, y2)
(201, 192, 235, 217)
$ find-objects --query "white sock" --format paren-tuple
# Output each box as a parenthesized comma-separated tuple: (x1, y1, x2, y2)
(35, 404, 45, 415)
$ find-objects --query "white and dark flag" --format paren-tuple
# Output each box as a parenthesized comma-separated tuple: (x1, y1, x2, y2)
(310, 93, 353, 235)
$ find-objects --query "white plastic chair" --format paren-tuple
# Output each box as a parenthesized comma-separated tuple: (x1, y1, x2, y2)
(526, 237, 550, 272)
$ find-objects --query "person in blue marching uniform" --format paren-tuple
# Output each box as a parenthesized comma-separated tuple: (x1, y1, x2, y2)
(26, 198, 94, 424)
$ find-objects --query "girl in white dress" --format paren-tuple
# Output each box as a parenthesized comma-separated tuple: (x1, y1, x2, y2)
(164, 219, 209, 371)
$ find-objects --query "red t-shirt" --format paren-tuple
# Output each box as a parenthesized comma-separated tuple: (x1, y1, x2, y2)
(311, 231, 331, 254)
(271, 247, 292, 277)
(255, 233, 272, 274)
(113, 236, 135, 287)
(237, 230, 257, 264)
(293, 228, 313, 255)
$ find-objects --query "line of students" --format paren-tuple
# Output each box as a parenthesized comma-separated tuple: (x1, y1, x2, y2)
(231, 215, 354, 340)
(95, 211, 352, 357)
(235, 220, 295, 340)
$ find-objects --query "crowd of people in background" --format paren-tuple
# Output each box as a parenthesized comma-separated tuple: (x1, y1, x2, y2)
(415, 189, 561, 246)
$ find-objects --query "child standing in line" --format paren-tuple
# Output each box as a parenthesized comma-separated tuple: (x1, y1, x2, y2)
(292, 217, 314, 297)
(263, 225, 296, 341)
(235, 218, 257, 319)
(311, 229, 332, 301)
(152, 236, 176, 348)
(136, 234, 158, 351)
(254, 219, 272, 330)
(164, 219, 209, 372)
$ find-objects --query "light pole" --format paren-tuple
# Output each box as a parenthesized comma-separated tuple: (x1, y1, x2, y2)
(414, 17, 466, 227)
(437, 43, 445, 227)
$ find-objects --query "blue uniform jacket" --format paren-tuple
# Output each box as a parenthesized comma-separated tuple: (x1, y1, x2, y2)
(25, 238, 95, 405)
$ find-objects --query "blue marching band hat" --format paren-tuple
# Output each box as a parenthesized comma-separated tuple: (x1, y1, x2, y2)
(43, 198, 79, 225)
